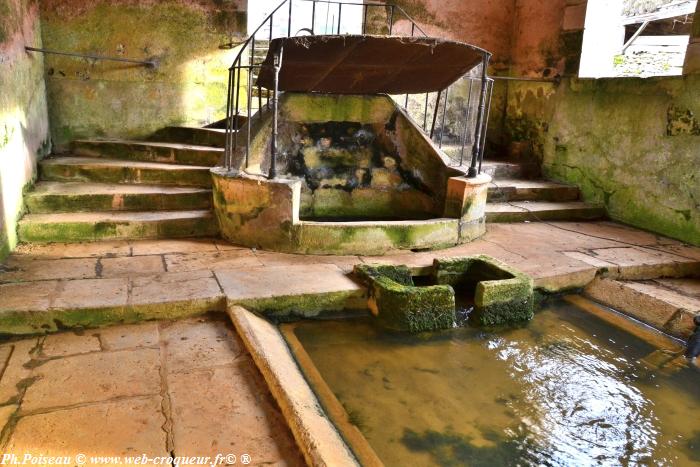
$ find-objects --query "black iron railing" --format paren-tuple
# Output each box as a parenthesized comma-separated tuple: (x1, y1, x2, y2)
(224, 0, 492, 179)
(25, 46, 157, 68)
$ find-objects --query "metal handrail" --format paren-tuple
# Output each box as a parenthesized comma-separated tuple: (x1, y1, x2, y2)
(24, 46, 157, 68)
(224, 0, 492, 180)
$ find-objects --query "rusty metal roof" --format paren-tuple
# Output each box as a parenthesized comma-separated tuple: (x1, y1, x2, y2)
(255, 35, 488, 95)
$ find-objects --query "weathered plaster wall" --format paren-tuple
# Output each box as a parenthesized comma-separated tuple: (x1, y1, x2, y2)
(544, 76, 700, 245)
(0, 0, 50, 260)
(39, 0, 246, 148)
(371, 0, 515, 71)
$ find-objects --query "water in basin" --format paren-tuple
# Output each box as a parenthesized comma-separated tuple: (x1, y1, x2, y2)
(284, 297, 700, 466)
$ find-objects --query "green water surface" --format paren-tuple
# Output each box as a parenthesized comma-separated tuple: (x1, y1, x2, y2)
(287, 298, 700, 466)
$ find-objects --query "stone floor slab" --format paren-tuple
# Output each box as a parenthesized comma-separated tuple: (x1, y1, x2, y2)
(5, 396, 168, 462)
(0, 339, 38, 405)
(100, 255, 165, 278)
(168, 359, 303, 466)
(41, 331, 101, 357)
(165, 250, 262, 273)
(654, 278, 700, 298)
(0, 257, 97, 283)
(12, 241, 132, 259)
(160, 316, 242, 374)
(98, 322, 160, 351)
(51, 278, 128, 310)
(21, 348, 161, 412)
(253, 250, 362, 273)
(216, 264, 362, 300)
(0, 281, 58, 312)
(130, 238, 219, 256)
(129, 270, 224, 316)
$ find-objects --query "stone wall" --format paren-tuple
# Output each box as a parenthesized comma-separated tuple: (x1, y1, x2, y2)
(39, 0, 247, 148)
(498, 0, 700, 245)
(543, 76, 700, 245)
(0, 0, 50, 260)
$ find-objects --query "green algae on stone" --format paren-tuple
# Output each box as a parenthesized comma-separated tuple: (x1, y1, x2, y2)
(434, 256, 534, 326)
(354, 264, 456, 332)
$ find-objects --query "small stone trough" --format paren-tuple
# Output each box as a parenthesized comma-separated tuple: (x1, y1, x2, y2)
(354, 255, 534, 332)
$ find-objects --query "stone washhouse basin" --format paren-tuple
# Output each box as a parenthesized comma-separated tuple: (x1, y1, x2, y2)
(212, 36, 492, 256)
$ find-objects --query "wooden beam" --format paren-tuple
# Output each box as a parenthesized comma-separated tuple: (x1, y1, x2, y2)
(622, 0, 697, 25)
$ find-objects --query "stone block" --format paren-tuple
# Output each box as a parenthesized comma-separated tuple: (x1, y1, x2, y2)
(443, 174, 491, 223)
(434, 255, 534, 326)
(354, 264, 456, 332)
(211, 170, 301, 251)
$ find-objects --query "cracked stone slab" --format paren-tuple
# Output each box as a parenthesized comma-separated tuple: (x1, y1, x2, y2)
(41, 331, 101, 358)
(587, 246, 700, 279)
(0, 339, 38, 405)
(168, 359, 304, 466)
(164, 249, 262, 273)
(5, 397, 168, 461)
(21, 348, 161, 412)
(0, 257, 97, 283)
(98, 322, 160, 351)
(159, 316, 242, 374)
(99, 255, 166, 278)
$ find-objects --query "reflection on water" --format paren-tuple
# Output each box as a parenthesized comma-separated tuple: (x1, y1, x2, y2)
(288, 298, 700, 466)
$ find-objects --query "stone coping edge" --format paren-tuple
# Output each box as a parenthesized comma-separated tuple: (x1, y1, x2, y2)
(227, 305, 361, 467)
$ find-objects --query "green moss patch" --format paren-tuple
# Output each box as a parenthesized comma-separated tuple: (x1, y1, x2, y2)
(354, 264, 456, 333)
(434, 256, 534, 326)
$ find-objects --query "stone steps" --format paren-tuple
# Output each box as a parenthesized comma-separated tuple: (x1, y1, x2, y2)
(72, 139, 223, 166)
(148, 127, 226, 147)
(485, 201, 606, 222)
(25, 182, 212, 213)
(487, 179, 580, 202)
(40, 156, 212, 188)
(481, 161, 527, 179)
(18, 210, 218, 243)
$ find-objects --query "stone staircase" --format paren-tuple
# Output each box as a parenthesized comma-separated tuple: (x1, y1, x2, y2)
(19, 130, 223, 243)
(481, 159, 605, 222)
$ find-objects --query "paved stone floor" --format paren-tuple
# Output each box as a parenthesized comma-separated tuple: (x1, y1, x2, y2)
(0, 315, 304, 466)
(0, 221, 699, 464)
(2, 221, 698, 300)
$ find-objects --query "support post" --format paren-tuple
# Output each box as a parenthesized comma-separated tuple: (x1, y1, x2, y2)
(225, 67, 234, 170)
(468, 54, 491, 178)
(246, 66, 252, 169)
(270, 47, 283, 179)
(430, 90, 442, 139)
(459, 79, 474, 167)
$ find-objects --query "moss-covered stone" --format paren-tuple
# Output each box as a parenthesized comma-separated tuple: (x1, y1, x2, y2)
(39, 0, 247, 147)
(505, 76, 700, 246)
(434, 255, 534, 326)
(354, 264, 456, 332)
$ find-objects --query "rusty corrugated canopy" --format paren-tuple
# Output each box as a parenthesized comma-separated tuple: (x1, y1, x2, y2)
(256, 35, 487, 95)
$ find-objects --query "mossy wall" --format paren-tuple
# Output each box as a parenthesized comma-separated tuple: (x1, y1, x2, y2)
(495, 0, 700, 245)
(542, 76, 700, 245)
(0, 0, 50, 261)
(39, 0, 247, 148)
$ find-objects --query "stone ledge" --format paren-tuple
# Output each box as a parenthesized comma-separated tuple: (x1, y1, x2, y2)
(584, 277, 700, 338)
(227, 305, 360, 467)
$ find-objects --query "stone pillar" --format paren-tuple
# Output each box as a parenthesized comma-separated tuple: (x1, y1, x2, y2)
(683, 1, 700, 74)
